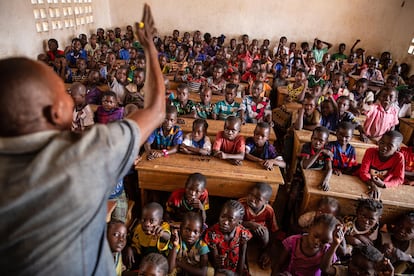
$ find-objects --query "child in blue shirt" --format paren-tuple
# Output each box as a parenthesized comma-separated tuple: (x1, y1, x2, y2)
(144, 105, 183, 160)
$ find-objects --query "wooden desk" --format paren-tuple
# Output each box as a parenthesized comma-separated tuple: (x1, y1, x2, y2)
(277, 86, 288, 107)
(301, 170, 414, 223)
(136, 153, 285, 207)
(177, 118, 276, 142)
(399, 118, 414, 145)
(289, 129, 377, 180)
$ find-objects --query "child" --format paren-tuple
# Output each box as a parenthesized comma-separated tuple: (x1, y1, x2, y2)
(124, 68, 145, 108)
(351, 77, 374, 111)
(380, 212, 414, 274)
(343, 198, 383, 253)
(168, 212, 209, 275)
(301, 126, 333, 191)
(175, 62, 205, 93)
(240, 80, 272, 124)
(107, 220, 127, 276)
(171, 83, 195, 117)
(180, 119, 212, 156)
(400, 145, 414, 185)
(165, 173, 209, 224)
(298, 197, 339, 230)
(212, 84, 240, 121)
(294, 92, 321, 131)
(85, 69, 103, 105)
(207, 64, 227, 95)
(324, 72, 352, 102)
(308, 64, 326, 89)
(272, 214, 339, 276)
(95, 91, 124, 124)
(126, 202, 171, 269)
(72, 58, 88, 84)
(212, 116, 245, 165)
(335, 96, 366, 140)
(312, 38, 333, 63)
(144, 105, 183, 160)
(329, 121, 358, 175)
(138, 253, 169, 276)
(194, 86, 215, 119)
(286, 68, 307, 103)
(109, 66, 129, 105)
(359, 130, 404, 199)
(245, 122, 286, 170)
(70, 82, 94, 132)
(204, 200, 252, 275)
(239, 182, 279, 268)
(228, 71, 244, 98)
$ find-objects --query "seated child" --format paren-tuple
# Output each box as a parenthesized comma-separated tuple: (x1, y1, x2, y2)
(380, 212, 414, 274)
(168, 212, 209, 275)
(363, 87, 399, 141)
(328, 121, 359, 175)
(138, 253, 169, 276)
(324, 72, 352, 101)
(194, 86, 215, 119)
(165, 173, 209, 224)
(171, 83, 195, 117)
(109, 66, 129, 105)
(350, 77, 374, 112)
(163, 76, 175, 105)
(95, 91, 124, 124)
(343, 198, 383, 254)
(212, 84, 240, 121)
(400, 146, 414, 185)
(72, 58, 88, 84)
(180, 119, 211, 156)
(301, 126, 333, 191)
(204, 200, 252, 275)
(206, 64, 227, 95)
(70, 82, 94, 132)
(126, 202, 171, 269)
(239, 182, 278, 268)
(294, 92, 321, 131)
(308, 64, 326, 88)
(144, 105, 183, 160)
(397, 88, 413, 118)
(245, 122, 286, 170)
(298, 196, 339, 230)
(255, 69, 272, 97)
(85, 69, 103, 105)
(124, 68, 145, 108)
(359, 130, 404, 199)
(212, 116, 245, 165)
(175, 62, 206, 93)
(228, 71, 244, 98)
(107, 220, 127, 276)
(240, 80, 272, 124)
(272, 214, 339, 276)
(286, 68, 307, 103)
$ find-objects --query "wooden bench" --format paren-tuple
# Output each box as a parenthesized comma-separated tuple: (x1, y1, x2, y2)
(177, 118, 276, 142)
(136, 153, 285, 208)
(301, 170, 414, 223)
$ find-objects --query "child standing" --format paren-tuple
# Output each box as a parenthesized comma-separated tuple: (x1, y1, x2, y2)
(165, 173, 209, 224)
(212, 116, 245, 165)
(205, 200, 252, 275)
(359, 130, 404, 199)
(144, 105, 183, 160)
(272, 214, 339, 276)
(70, 82, 94, 132)
(194, 86, 215, 119)
(107, 220, 127, 276)
(239, 182, 279, 268)
(212, 84, 240, 120)
(126, 202, 171, 269)
(240, 80, 272, 125)
(329, 122, 358, 175)
(245, 122, 286, 170)
(168, 212, 209, 275)
(95, 91, 124, 124)
(180, 119, 212, 156)
(171, 83, 195, 117)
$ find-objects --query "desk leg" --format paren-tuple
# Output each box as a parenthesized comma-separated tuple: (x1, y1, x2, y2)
(300, 185, 310, 214)
(141, 188, 146, 209)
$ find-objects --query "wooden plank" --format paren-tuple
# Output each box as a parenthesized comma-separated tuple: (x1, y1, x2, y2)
(301, 170, 414, 223)
(136, 153, 284, 207)
(399, 118, 414, 145)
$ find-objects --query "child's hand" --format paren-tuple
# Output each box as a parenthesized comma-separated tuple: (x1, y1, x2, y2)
(360, 133, 368, 143)
(147, 150, 162, 160)
(263, 160, 274, 170)
(214, 151, 225, 159)
(332, 224, 344, 246)
(367, 182, 381, 199)
(333, 168, 342, 176)
(372, 176, 385, 188)
(240, 231, 250, 245)
(126, 246, 135, 268)
(320, 149, 333, 158)
(254, 225, 268, 240)
(382, 243, 395, 259)
(320, 179, 330, 191)
(171, 228, 180, 248)
(152, 225, 164, 237)
(377, 258, 394, 276)
(230, 159, 243, 166)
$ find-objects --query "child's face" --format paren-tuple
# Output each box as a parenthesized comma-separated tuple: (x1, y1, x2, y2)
(162, 112, 177, 131)
(315, 66, 324, 78)
(223, 120, 240, 141)
(295, 71, 306, 83)
(280, 68, 289, 78)
(141, 208, 162, 235)
(253, 126, 269, 147)
(326, 61, 335, 72)
(378, 135, 400, 159)
(336, 127, 353, 147)
(386, 78, 398, 88)
(281, 55, 289, 65)
(317, 203, 338, 217)
(193, 65, 203, 77)
(116, 68, 128, 84)
(77, 59, 87, 71)
(107, 53, 116, 65)
(213, 67, 223, 80)
(72, 40, 82, 51)
(394, 217, 414, 241)
(192, 124, 206, 142)
(177, 50, 186, 62)
(225, 88, 236, 104)
(251, 82, 263, 98)
(303, 98, 316, 116)
(311, 131, 328, 150)
(71, 92, 85, 107)
(48, 41, 58, 51)
(159, 56, 167, 67)
(257, 72, 267, 82)
(219, 206, 241, 234)
(230, 74, 240, 84)
(185, 179, 205, 203)
(337, 98, 350, 114)
(88, 71, 100, 84)
(177, 88, 189, 103)
(311, 86, 322, 97)
(356, 207, 379, 231)
(306, 223, 333, 251)
(139, 262, 165, 276)
(348, 254, 376, 276)
(107, 223, 127, 253)
(247, 188, 268, 213)
(102, 95, 117, 111)
(356, 82, 368, 94)
(134, 71, 145, 86)
(136, 58, 146, 69)
(181, 219, 202, 246)
(333, 75, 344, 89)
(321, 102, 334, 117)
(200, 88, 212, 104)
